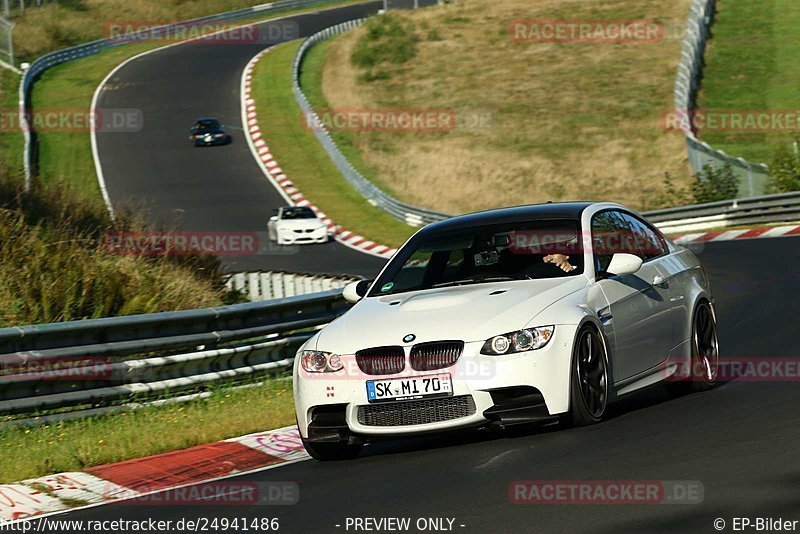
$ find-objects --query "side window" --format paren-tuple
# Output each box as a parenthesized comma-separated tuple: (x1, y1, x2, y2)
(591, 210, 630, 273)
(618, 213, 667, 261)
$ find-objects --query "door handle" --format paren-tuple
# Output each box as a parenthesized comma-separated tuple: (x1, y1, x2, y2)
(653, 275, 666, 286)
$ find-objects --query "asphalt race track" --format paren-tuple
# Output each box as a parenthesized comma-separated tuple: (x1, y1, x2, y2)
(94, 1, 434, 278)
(88, 1, 800, 531)
(53, 237, 800, 532)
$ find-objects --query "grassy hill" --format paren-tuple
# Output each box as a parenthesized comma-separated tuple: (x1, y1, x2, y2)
(308, 0, 693, 214)
(697, 0, 800, 165)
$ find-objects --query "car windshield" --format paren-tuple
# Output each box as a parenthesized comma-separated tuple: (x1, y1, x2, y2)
(369, 219, 584, 297)
(282, 207, 317, 220)
(195, 120, 219, 131)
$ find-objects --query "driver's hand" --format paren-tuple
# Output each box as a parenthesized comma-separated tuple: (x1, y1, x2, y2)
(543, 254, 576, 272)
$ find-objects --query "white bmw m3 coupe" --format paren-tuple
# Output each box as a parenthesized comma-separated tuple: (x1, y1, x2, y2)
(268, 206, 329, 245)
(293, 202, 720, 460)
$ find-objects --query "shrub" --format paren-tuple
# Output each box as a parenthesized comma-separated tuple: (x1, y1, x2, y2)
(690, 163, 739, 203)
(767, 140, 800, 193)
(0, 170, 235, 326)
(351, 14, 419, 81)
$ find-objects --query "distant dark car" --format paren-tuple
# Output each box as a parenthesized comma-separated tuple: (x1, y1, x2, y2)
(189, 118, 230, 146)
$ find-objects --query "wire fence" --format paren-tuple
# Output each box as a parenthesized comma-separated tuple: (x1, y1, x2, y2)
(293, 20, 451, 227)
(0, 16, 13, 67)
(674, 0, 770, 197)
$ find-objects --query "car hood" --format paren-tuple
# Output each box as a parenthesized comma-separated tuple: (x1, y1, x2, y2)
(315, 277, 588, 354)
(277, 219, 325, 229)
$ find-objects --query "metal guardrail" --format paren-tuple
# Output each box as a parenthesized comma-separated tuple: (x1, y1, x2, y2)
(293, 19, 451, 227)
(18, 0, 352, 189)
(2, 191, 799, 426)
(646, 192, 800, 233)
(674, 0, 770, 197)
(0, 290, 350, 423)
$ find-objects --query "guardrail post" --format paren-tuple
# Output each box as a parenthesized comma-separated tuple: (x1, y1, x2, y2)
(248, 272, 261, 301)
(271, 272, 284, 299)
(233, 272, 246, 294)
(260, 272, 272, 300)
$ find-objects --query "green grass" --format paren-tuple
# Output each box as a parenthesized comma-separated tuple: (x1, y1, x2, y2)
(0, 380, 295, 484)
(698, 0, 800, 163)
(0, 70, 24, 178)
(252, 41, 414, 248)
(301, 38, 392, 201)
(309, 0, 694, 214)
(0, 0, 366, 209)
(31, 41, 159, 208)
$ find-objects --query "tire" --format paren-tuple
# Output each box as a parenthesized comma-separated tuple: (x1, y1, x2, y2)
(301, 438, 362, 461)
(687, 300, 719, 392)
(569, 325, 609, 426)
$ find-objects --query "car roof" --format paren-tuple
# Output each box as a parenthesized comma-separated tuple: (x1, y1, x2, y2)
(420, 202, 596, 234)
(195, 117, 219, 123)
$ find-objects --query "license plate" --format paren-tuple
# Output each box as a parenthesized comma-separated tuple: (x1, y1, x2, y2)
(366, 374, 452, 403)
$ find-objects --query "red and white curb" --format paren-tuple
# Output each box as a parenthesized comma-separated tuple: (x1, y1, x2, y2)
(241, 48, 397, 259)
(669, 224, 800, 245)
(0, 425, 308, 522)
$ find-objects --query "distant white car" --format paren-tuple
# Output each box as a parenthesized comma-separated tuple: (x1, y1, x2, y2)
(268, 206, 329, 245)
(293, 202, 720, 460)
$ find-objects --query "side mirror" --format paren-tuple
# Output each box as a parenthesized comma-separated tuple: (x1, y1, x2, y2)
(606, 253, 643, 277)
(343, 280, 371, 303)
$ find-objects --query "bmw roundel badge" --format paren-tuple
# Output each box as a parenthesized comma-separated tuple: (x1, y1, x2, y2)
(403, 334, 416, 343)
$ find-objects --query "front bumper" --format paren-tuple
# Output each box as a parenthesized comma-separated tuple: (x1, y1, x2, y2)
(278, 228, 328, 244)
(192, 135, 227, 146)
(293, 324, 578, 440)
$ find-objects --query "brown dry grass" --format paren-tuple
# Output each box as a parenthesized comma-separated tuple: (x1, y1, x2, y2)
(11, 0, 280, 61)
(320, 0, 693, 213)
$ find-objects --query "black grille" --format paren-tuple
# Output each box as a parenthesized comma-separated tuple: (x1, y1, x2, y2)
(357, 395, 476, 427)
(410, 341, 464, 371)
(355, 346, 405, 375)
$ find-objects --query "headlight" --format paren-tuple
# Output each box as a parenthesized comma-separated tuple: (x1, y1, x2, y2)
(300, 350, 343, 373)
(480, 326, 555, 355)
